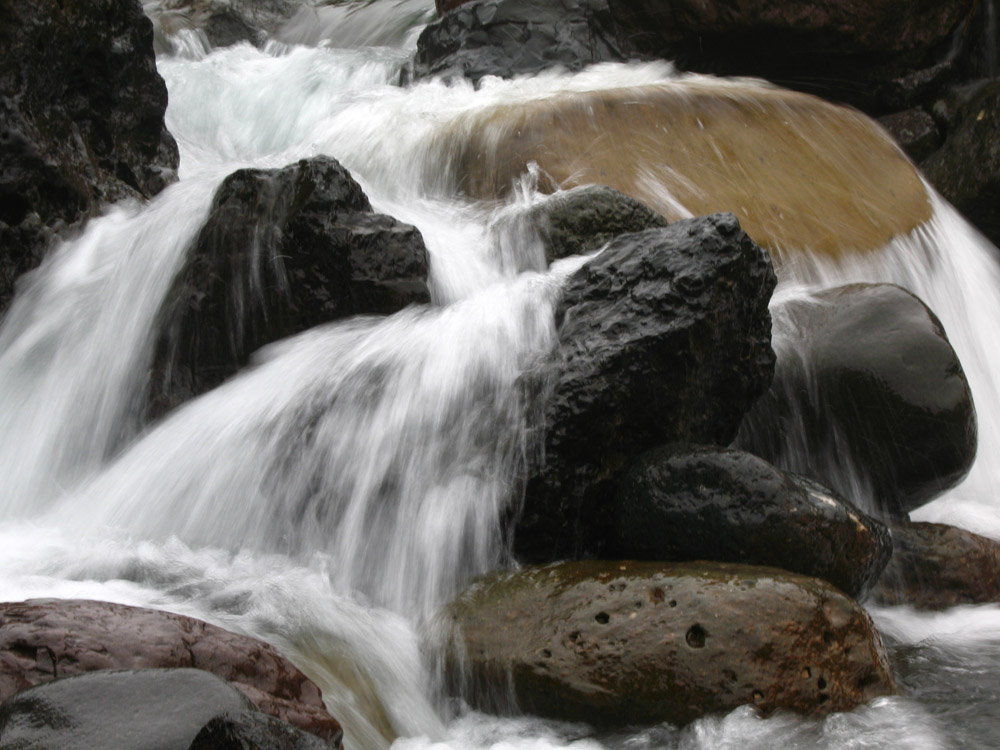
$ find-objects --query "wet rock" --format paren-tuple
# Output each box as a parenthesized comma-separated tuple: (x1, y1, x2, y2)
(0, 0, 179, 312)
(877, 108, 942, 162)
(150, 156, 430, 414)
(438, 82, 931, 261)
(444, 560, 896, 726)
(923, 80, 1000, 247)
(606, 0, 973, 113)
(413, 0, 628, 84)
(612, 445, 892, 598)
(514, 214, 776, 562)
(0, 668, 252, 750)
(871, 522, 1000, 609)
(147, 0, 300, 51)
(189, 711, 334, 750)
(737, 283, 976, 519)
(0, 599, 341, 743)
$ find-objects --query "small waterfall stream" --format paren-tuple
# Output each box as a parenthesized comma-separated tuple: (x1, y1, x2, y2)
(3, 3, 1000, 749)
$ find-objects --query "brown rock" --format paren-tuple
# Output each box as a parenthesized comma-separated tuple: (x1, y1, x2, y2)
(872, 522, 1000, 609)
(444, 560, 896, 726)
(0, 599, 340, 743)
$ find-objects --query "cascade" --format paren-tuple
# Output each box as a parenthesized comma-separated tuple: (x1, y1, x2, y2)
(2, 3, 1000, 750)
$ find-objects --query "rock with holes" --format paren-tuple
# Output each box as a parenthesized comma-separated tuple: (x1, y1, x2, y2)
(871, 521, 1000, 609)
(514, 214, 776, 562)
(149, 156, 430, 415)
(0, 0, 179, 313)
(611, 445, 892, 598)
(443, 560, 896, 726)
(0, 599, 341, 743)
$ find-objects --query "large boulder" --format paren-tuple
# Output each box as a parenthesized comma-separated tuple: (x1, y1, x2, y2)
(443, 560, 897, 726)
(612, 445, 892, 598)
(514, 214, 776, 562)
(0, 598, 341, 743)
(871, 522, 1000, 609)
(435, 82, 931, 261)
(0, 0, 179, 312)
(737, 283, 977, 518)
(413, 0, 628, 84)
(150, 156, 430, 414)
(923, 80, 1000, 247)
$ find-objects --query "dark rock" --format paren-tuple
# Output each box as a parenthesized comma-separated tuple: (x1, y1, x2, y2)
(412, 0, 629, 84)
(0, 599, 341, 742)
(923, 80, 1000, 247)
(150, 156, 430, 414)
(147, 0, 300, 51)
(871, 521, 1000, 609)
(605, 0, 974, 113)
(514, 214, 776, 562)
(0, 0, 178, 312)
(612, 445, 892, 598)
(443, 560, 896, 726)
(0, 668, 252, 750)
(877, 108, 942, 162)
(188, 711, 335, 750)
(737, 283, 977, 519)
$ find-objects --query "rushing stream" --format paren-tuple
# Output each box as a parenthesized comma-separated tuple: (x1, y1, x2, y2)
(2, 2, 1000, 749)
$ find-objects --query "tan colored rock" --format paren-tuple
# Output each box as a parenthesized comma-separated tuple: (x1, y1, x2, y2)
(439, 81, 931, 262)
(444, 560, 896, 726)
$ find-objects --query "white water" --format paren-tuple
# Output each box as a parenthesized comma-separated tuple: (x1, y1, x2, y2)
(3, 3, 1000, 749)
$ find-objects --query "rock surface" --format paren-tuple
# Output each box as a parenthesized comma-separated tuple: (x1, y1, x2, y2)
(872, 522, 1000, 609)
(737, 283, 977, 518)
(151, 156, 430, 414)
(0, 598, 340, 742)
(514, 214, 776, 562)
(438, 82, 931, 260)
(612, 445, 892, 598)
(0, 0, 179, 312)
(189, 711, 333, 750)
(147, 0, 299, 51)
(923, 80, 1000, 247)
(444, 560, 897, 726)
(877, 108, 942, 162)
(0, 668, 253, 750)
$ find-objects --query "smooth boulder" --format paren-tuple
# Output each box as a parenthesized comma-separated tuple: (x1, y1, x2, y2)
(871, 522, 1000, 609)
(189, 711, 333, 750)
(437, 81, 931, 260)
(612, 445, 892, 598)
(0, 0, 179, 312)
(443, 560, 896, 726)
(151, 156, 430, 414)
(737, 283, 977, 518)
(0, 598, 340, 742)
(514, 214, 776, 561)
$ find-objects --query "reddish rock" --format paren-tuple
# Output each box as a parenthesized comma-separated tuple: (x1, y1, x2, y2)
(0, 599, 340, 743)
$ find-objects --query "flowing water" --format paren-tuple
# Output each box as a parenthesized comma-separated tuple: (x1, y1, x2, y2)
(3, 2, 1000, 749)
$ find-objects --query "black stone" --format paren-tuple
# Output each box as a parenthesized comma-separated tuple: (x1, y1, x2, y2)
(188, 711, 334, 750)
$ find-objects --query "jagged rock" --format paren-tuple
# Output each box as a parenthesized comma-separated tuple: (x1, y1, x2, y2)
(514, 214, 776, 561)
(0, 0, 179, 312)
(437, 82, 931, 260)
(0, 599, 341, 743)
(612, 445, 892, 598)
(878, 108, 942, 162)
(413, 0, 628, 84)
(871, 522, 1000, 609)
(923, 80, 1000, 247)
(189, 711, 334, 750)
(443, 560, 896, 726)
(737, 283, 977, 519)
(0, 669, 252, 750)
(150, 156, 430, 414)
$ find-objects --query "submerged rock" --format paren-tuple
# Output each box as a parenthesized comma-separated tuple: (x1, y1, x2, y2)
(871, 522, 1000, 609)
(612, 445, 892, 598)
(151, 156, 430, 414)
(0, 0, 178, 312)
(0, 598, 341, 742)
(923, 80, 1000, 247)
(444, 560, 896, 726)
(514, 214, 776, 562)
(147, 0, 300, 52)
(737, 283, 977, 519)
(437, 82, 931, 261)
